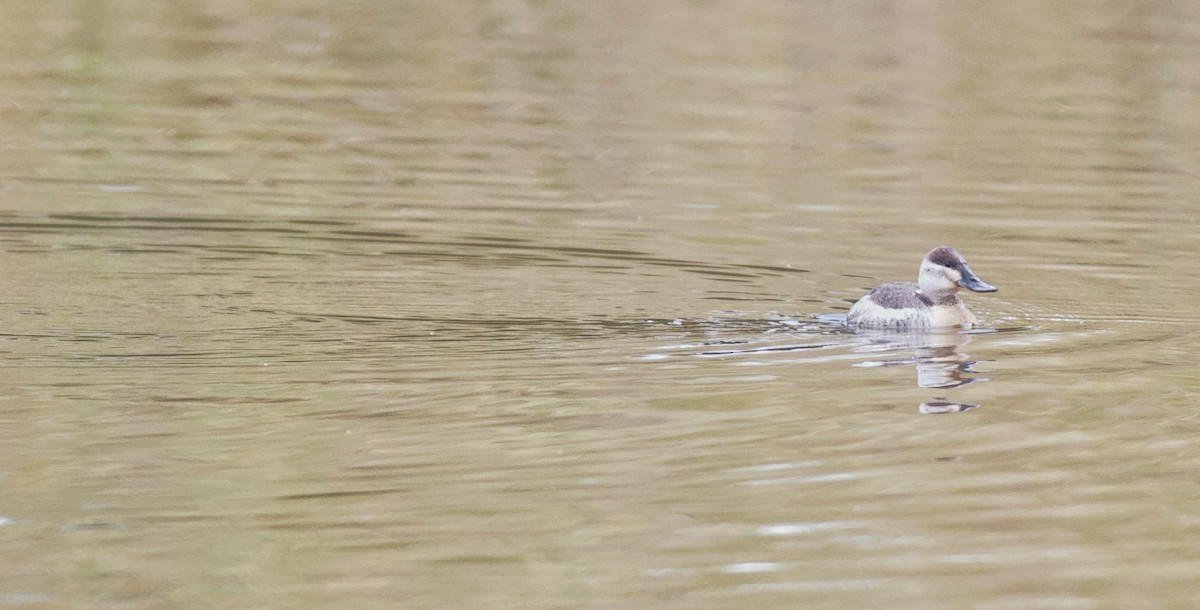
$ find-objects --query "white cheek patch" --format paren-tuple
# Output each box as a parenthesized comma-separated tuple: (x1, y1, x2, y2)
(921, 264, 958, 291)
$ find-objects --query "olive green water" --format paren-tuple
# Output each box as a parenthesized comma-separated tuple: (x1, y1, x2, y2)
(2, 2, 1200, 608)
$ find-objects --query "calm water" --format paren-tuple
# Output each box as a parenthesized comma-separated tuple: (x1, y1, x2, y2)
(2, 1, 1200, 608)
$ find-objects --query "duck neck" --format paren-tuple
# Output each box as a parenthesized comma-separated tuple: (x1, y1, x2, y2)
(919, 289, 960, 305)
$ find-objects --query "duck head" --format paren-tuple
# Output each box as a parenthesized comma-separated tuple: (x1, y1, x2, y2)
(918, 245, 997, 299)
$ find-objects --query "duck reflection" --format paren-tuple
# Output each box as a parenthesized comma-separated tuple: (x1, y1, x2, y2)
(853, 329, 987, 413)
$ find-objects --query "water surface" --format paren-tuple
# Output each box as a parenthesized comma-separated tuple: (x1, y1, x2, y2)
(2, 1, 1200, 609)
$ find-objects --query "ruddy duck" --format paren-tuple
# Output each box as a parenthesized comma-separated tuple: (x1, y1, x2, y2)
(845, 246, 997, 328)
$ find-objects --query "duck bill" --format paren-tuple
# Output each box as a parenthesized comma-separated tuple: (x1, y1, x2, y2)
(957, 265, 997, 292)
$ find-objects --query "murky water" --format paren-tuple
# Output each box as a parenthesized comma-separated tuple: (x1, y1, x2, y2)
(2, 1, 1200, 608)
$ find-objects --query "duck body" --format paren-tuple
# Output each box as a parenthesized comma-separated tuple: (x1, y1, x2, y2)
(845, 246, 997, 329)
